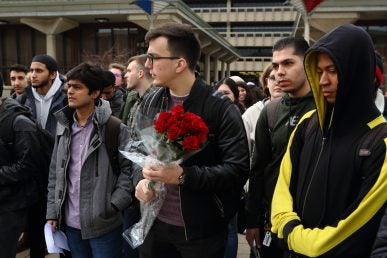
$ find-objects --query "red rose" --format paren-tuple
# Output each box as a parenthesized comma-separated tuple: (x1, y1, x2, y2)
(178, 123, 190, 136)
(167, 115, 179, 127)
(187, 117, 208, 141)
(196, 121, 209, 143)
(182, 135, 201, 151)
(153, 106, 208, 162)
(171, 105, 184, 116)
(154, 112, 171, 133)
(167, 124, 180, 141)
(180, 113, 196, 135)
(183, 113, 198, 131)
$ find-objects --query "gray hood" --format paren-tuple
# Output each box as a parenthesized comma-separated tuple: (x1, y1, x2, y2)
(55, 99, 112, 128)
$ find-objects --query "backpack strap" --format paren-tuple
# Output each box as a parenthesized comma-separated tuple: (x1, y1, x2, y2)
(383, 96, 387, 119)
(358, 122, 387, 157)
(354, 122, 387, 178)
(105, 116, 122, 174)
(266, 97, 282, 132)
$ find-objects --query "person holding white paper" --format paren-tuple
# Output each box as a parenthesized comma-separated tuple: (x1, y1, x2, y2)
(46, 63, 135, 258)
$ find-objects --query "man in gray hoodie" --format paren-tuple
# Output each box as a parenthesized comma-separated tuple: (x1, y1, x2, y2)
(16, 54, 67, 258)
(18, 54, 67, 136)
(46, 62, 135, 258)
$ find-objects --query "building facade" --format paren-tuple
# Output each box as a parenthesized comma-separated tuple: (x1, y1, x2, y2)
(188, 0, 387, 83)
(0, 0, 386, 87)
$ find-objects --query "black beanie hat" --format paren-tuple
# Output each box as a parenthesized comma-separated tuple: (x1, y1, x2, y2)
(32, 54, 58, 72)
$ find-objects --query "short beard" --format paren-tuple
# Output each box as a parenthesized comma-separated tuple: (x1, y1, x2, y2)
(32, 77, 50, 89)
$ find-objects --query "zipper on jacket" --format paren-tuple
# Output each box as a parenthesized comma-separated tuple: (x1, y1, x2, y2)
(178, 186, 188, 240)
(214, 194, 225, 218)
(301, 137, 326, 218)
(95, 149, 99, 177)
(58, 135, 71, 228)
(88, 131, 101, 177)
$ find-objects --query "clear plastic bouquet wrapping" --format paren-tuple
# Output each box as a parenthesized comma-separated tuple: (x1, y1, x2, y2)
(119, 105, 209, 248)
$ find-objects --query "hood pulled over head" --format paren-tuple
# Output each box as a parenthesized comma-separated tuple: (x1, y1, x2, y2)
(304, 24, 380, 134)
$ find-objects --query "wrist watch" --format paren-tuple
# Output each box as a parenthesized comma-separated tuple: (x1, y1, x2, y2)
(178, 172, 185, 185)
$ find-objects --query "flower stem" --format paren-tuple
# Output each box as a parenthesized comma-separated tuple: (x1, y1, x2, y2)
(148, 180, 155, 190)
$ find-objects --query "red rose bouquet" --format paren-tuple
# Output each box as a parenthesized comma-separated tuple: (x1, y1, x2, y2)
(152, 105, 208, 163)
(120, 105, 208, 248)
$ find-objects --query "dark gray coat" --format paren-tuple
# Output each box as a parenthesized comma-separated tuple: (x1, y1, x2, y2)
(46, 100, 134, 239)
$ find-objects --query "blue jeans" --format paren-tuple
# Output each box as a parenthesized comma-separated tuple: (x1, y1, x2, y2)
(224, 215, 238, 258)
(66, 225, 122, 258)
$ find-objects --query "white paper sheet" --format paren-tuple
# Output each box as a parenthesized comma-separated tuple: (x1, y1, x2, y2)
(44, 223, 70, 253)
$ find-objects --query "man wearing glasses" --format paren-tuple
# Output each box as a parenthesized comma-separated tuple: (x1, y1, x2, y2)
(134, 23, 250, 258)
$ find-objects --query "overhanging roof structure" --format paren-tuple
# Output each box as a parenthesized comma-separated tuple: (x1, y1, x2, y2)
(0, 0, 240, 63)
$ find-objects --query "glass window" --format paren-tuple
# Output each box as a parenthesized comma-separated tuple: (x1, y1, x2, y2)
(237, 47, 272, 57)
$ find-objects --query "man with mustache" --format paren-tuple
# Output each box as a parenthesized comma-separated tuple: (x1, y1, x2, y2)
(245, 37, 315, 257)
(271, 24, 387, 258)
(15, 54, 67, 258)
(18, 54, 67, 136)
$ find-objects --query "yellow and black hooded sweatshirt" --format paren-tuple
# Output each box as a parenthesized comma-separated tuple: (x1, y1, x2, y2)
(271, 24, 387, 257)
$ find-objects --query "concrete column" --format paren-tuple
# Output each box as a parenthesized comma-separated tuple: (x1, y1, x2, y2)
(207, 48, 221, 83)
(46, 34, 56, 59)
(213, 57, 219, 83)
(227, 0, 231, 39)
(204, 54, 211, 84)
(220, 61, 226, 79)
(303, 13, 310, 44)
(226, 62, 231, 77)
(21, 17, 78, 59)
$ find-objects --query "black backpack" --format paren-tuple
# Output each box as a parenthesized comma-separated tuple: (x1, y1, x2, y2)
(105, 115, 121, 174)
(0, 107, 54, 195)
(266, 96, 282, 132)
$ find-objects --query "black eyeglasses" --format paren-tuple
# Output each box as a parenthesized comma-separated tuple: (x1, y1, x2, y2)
(146, 53, 180, 65)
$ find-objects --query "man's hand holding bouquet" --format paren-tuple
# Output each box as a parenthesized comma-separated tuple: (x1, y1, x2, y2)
(120, 105, 208, 248)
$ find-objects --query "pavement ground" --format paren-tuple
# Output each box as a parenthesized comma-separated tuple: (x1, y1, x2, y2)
(17, 233, 250, 258)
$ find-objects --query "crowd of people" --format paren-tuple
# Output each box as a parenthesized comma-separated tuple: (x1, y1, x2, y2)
(0, 22, 386, 258)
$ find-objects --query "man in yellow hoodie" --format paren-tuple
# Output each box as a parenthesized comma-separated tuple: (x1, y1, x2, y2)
(271, 24, 387, 258)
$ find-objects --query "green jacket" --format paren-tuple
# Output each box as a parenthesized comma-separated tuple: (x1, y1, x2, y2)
(120, 90, 137, 125)
(246, 92, 315, 228)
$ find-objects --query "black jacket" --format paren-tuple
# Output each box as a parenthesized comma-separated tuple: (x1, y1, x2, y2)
(271, 24, 387, 257)
(372, 205, 387, 258)
(0, 98, 44, 212)
(139, 78, 250, 240)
